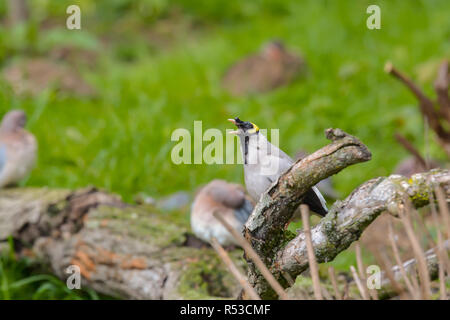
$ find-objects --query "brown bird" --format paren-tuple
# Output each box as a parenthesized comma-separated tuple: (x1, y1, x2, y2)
(190, 179, 254, 247)
(222, 40, 304, 95)
(3, 58, 95, 97)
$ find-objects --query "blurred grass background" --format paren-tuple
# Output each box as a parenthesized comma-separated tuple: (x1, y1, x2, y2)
(0, 0, 449, 299)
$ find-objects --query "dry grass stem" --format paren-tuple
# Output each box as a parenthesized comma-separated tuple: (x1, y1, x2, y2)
(210, 237, 261, 300)
(350, 266, 370, 300)
(212, 211, 289, 300)
(387, 221, 419, 299)
(399, 201, 431, 299)
(328, 266, 342, 300)
(300, 204, 323, 300)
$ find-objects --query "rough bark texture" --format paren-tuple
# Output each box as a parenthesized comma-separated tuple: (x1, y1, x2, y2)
(243, 128, 450, 299)
(277, 170, 450, 274)
(243, 128, 372, 299)
(0, 187, 242, 299)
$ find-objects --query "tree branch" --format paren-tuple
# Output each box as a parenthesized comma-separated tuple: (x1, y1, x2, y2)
(386, 61, 450, 158)
(434, 60, 450, 121)
(243, 123, 449, 299)
(244, 128, 371, 299)
(394, 132, 427, 169)
(277, 169, 449, 277)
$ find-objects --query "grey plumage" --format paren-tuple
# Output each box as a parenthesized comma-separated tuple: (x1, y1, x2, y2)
(228, 117, 328, 216)
(0, 110, 37, 188)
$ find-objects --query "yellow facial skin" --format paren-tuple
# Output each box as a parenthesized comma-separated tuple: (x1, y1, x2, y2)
(248, 122, 259, 134)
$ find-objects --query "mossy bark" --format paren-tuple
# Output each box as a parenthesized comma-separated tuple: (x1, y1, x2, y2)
(243, 128, 450, 299)
(0, 187, 243, 299)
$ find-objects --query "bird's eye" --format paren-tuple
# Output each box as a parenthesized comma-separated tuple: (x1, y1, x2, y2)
(250, 123, 259, 132)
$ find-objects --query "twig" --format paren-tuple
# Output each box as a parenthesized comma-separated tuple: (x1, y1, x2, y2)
(387, 221, 419, 299)
(212, 211, 289, 300)
(328, 266, 342, 300)
(410, 203, 435, 249)
(435, 186, 450, 241)
(399, 201, 432, 299)
(342, 280, 349, 300)
(300, 205, 322, 300)
(355, 243, 373, 299)
(386, 61, 450, 157)
(350, 266, 369, 300)
(321, 285, 333, 300)
(378, 241, 449, 299)
(210, 237, 261, 300)
(394, 132, 427, 169)
(434, 60, 450, 121)
(428, 191, 448, 300)
(358, 246, 378, 300)
(374, 249, 405, 298)
(385, 62, 435, 106)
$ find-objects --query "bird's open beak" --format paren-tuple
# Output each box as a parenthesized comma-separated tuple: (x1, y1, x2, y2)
(227, 119, 239, 134)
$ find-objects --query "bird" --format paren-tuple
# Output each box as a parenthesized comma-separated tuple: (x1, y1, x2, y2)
(3, 58, 95, 97)
(228, 117, 328, 217)
(222, 40, 304, 96)
(0, 110, 37, 188)
(190, 179, 254, 247)
(394, 156, 440, 178)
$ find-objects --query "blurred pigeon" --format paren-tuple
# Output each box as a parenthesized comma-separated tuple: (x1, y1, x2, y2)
(157, 191, 191, 211)
(394, 156, 440, 178)
(3, 58, 95, 97)
(190, 179, 254, 247)
(222, 40, 304, 95)
(134, 191, 191, 211)
(0, 110, 37, 188)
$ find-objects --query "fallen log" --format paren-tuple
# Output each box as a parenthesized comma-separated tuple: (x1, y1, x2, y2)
(0, 187, 243, 299)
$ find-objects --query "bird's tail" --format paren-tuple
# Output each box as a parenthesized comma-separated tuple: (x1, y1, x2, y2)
(303, 187, 328, 217)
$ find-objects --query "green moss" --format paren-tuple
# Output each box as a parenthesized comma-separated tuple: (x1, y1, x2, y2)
(86, 205, 187, 247)
(288, 274, 337, 299)
(177, 248, 243, 299)
(284, 229, 296, 240)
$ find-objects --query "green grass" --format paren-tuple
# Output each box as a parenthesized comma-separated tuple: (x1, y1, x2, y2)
(0, 240, 101, 300)
(0, 0, 449, 299)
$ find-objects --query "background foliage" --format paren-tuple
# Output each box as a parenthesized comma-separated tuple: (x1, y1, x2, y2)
(0, 0, 449, 299)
